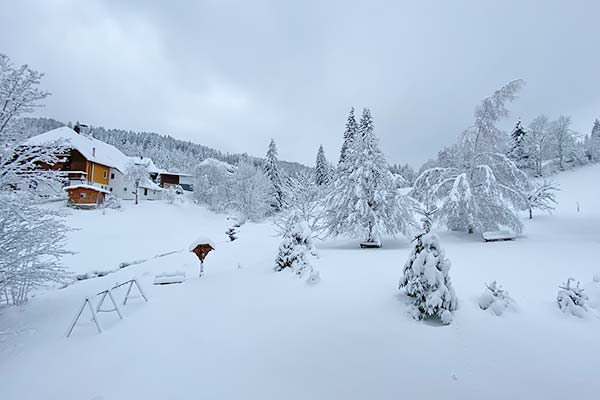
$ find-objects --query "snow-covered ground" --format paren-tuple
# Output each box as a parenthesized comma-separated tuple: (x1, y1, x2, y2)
(1, 166, 600, 400)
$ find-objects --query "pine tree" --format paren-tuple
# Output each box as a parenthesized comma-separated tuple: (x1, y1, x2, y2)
(507, 120, 529, 169)
(263, 139, 284, 212)
(338, 107, 358, 167)
(326, 108, 416, 245)
(315, 145, 330, 185)
(587, 119, 600, 162)
(274, 214, 319, 283)
(399, 233, 457, 324)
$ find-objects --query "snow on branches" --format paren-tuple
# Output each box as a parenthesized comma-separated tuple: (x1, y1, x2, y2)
(326, 108, 416, 244)
(524, 180, 559, 219)
(412, 81, 532, 234)
(0, 192, 70, 305)
(274, 213, 320, 284)
(557, 278, 588, 318)
(399, 233, 457, 324)
(478, 281, 514, 316)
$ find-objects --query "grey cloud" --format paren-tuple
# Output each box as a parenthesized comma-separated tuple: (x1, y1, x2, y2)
(1, 0, 599, 166)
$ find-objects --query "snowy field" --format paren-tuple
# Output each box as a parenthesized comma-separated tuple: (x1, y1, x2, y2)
(1, 165, 600, 400)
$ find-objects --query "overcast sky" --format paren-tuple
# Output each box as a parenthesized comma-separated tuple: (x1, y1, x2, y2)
(2, 0, 599, 167)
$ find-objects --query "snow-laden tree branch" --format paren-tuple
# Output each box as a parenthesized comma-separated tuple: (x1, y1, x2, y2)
(411, 80, 532, 234)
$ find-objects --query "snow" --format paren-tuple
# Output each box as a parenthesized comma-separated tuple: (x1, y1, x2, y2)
(188, 236, 217, 251)
(25, 127, 131, 172)
(198, 157, 237, 174)
(1, 165, 600, 399)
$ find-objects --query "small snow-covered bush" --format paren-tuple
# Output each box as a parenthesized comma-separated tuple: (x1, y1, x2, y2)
(102, 195, 121, 210)
(557, 278, 588, 318)
(478, 281, 513, 316)
(274, 214, 320, 284)
(399, 233, 457, 324)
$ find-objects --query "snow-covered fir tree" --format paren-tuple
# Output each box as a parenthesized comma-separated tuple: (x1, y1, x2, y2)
(557, 278, 588, 318)
(274, 213, 319, 284)
(507, 120, 529, 169)
(587, 119, 600, 161)
(338, 107, 358, 167)
(478, 281, 513, 316)
(263, 139, 285, 212)
(326, 108, 416, 245)
(412, 80, 532, 234)
(315, 145, 331, 186)
(399, 233, 457, 324)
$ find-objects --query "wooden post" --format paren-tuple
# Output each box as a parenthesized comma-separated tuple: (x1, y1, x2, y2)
(200, 261, 204, 278)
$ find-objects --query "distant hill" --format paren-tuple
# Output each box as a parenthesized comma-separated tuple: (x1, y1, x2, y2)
(11, 117, 309, 175)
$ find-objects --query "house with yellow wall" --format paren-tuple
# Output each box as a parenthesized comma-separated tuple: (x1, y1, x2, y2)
(25, 126, 164, 206)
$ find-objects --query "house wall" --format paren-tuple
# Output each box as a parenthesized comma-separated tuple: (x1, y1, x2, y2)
(66, 187, 105, 206)
(69, 149, 87, 172)
(161, 174, 179, 187)
(89, 162, 110, 185)
(108, 168, 135, 200)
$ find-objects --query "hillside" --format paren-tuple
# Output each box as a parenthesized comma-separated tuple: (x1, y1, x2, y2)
(0, 165, 599, 400)
(10, 117, 309, 175)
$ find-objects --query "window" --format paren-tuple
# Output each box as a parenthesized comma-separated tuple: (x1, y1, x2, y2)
(144, 188, 148, 196)
(80, 192, 87, 198)
(124, 187, 127, 192)
(103, 170, 107, 179)
(110, 173, 114, 179)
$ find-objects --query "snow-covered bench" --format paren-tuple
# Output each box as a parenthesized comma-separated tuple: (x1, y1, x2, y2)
(481, 230, 515, 242)
(153, 271, 186, 285)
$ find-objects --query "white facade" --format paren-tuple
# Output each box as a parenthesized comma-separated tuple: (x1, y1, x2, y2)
(107, 168, 163, 201)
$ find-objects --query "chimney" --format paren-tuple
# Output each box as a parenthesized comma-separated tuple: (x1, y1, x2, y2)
(92, 147, 96, 157)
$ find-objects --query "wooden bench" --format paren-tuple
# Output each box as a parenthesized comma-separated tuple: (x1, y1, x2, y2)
(360, 241, 382, 248)
(481, 230, 515, 242)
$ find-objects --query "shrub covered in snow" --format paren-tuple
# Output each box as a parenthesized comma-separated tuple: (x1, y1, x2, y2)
(275, 214, 319, 284)
(557, 278, 588, 318)
(478, 281, 513, 316)
(399, 233, 457, 324)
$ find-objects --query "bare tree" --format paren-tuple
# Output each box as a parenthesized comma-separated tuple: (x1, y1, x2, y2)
(525, 115, 551, 177)
(0, 54, 51, 137)
(524, 180, 559, 219)
(126, 161, 149, 205)
(0, 192, 70, 305)
(549, 116, 575, 171)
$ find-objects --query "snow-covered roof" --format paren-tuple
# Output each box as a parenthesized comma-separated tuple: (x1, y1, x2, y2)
(198, 158, 236, 174)
(139, 177, 163, 191)
(26, 127, 130, 172)
(63, 184, 110, 194)
(188, 236, 216, 251)
(129, 156, 167, 175)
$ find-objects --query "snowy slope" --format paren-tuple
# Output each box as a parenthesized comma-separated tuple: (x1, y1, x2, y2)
(1, 166, 600, 400)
